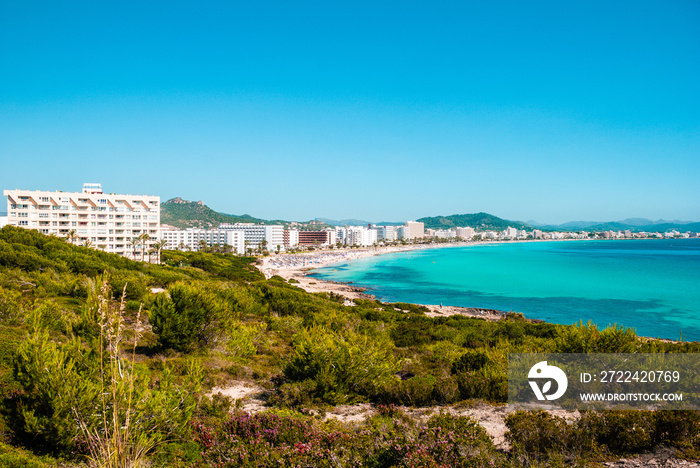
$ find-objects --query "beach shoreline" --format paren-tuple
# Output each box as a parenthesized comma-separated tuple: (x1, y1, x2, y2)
(258, 242, 514, 322)
(256, 238, 692, 336)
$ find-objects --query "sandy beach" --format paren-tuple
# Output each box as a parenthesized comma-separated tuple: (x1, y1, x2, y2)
(258, 243, 508, 322)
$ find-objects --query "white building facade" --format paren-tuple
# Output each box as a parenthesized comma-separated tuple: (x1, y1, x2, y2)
(336, 226, 378, 246)
(4, 184, 160, 257)
(219, 223, 285, 252)
(455, 227, 475, 239)
(375, 225, 398, 242)
(161, 229, 245, 254)
(402, 221, 425, 240)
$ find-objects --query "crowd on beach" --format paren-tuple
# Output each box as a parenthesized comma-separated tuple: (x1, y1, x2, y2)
(260, 244, 446, 277)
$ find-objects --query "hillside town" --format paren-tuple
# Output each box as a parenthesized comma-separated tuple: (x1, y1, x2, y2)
(3, 184, 699, 261)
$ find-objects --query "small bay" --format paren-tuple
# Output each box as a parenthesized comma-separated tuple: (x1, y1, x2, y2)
(311, 239, 700, 341)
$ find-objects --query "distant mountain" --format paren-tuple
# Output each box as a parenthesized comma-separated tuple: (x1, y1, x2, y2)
(162, 198, 331, 230)
(316, 218, 372, 227)
(375, 221, 405, 226)
(532, 219, 700, 233)
(417, 212, 532, 231)
(161, 198, 263, 229)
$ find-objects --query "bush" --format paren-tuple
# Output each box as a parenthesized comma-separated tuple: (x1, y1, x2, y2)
(0, 287, 25, 325)
(556, 321, 640, 353)
(455, 370, 507, 402)
(580, 410, 656, 454)
(10, 279, 202, 461)
(505, 410, 582, 460)
(452, 350, 491, 374)
(150, 282, 231, 352)
(385, 375, 437, 406)
(507, 409, 700, 462)
(283, 325, 400, 404)
(0, 442, 60, 468)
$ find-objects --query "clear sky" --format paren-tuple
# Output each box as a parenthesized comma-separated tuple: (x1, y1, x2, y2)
(1, 1, 699, 224)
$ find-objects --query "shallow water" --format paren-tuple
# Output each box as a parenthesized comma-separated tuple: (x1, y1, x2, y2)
(311, 239, 700, 341)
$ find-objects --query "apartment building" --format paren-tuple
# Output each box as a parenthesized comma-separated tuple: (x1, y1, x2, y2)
(455, 227, 475, 239)
(336, 226, 377, 246)
(219, 223, 285, 252)
(298, 229, 336, 246)
(4, 183, 160, 257)
(161, 228, 245, 254)
(283, 229, 299, 248)
(375, 225, 398, 242)
(402, 221, 425, 240)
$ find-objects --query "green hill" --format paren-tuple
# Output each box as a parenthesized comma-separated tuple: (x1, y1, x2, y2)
(161, 197, 330, 230)
(161, 197, 264, 229)
(417, 212, 532, 231)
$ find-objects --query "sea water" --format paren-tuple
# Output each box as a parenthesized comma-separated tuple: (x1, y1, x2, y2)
(311, 239, 700, 341)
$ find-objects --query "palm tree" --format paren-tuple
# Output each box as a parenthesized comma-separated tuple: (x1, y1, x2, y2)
(130, 237, 140, 260)
(198, 239, 208, 252)
(65, 230, 78, 244)
(82, 238, 93, 248)
(139, 233, 151, 262)
(154, 239, 168, 264)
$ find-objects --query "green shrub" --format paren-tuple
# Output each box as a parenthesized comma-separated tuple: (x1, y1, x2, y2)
(269, 379, 317, 408)
(506, 410, 578, 459)
(579, 410, 655, 453)
(284, 325, 400, 404)
(150, 282, 231, 352)
(386, 375, 437, 406)
(226, 322, 264, 358)
(455, 369, 507, 402)
(391, 319, 434, 347)
(452, 350, 491, 373)
(24, 301, 77, 335)
(0, 287, 25, 325)
(431, 374, 460, 404)
(10, 280, 202, 460)
(556, 321, 640, 353)
(0, 442, 60, 468)
(108, 271, 148, 302)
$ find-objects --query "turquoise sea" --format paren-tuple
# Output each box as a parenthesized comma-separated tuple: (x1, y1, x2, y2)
(311, 239, 700, 342)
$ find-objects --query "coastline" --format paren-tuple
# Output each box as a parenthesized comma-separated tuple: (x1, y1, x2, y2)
(257, 238, 696, 339)
(259, 242, 512, 322)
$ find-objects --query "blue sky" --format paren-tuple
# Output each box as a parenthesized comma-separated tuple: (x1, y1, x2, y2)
(1, 1, 699, 224)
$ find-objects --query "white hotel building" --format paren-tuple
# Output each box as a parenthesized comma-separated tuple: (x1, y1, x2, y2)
(336, 226, 378, 246)
(219, 223, 285, 252)
(161, 229, 245, 254)
(3, 183, 160, 257)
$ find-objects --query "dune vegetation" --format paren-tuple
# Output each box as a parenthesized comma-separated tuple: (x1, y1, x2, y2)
(0, 225, 698, 467)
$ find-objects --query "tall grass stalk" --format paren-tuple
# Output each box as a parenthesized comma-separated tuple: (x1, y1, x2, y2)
(74, 279, 154, 468)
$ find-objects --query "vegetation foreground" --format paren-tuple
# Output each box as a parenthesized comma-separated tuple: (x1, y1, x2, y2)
(0, 225, 699, 467)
